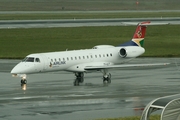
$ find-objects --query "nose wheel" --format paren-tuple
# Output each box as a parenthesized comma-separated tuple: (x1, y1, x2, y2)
(21, 79, 27, 84)
(20, 74, 27, 85)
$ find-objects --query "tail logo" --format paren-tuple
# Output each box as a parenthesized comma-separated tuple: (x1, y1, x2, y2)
(118, 21, 150, 47)
(137, 28, 142, 38)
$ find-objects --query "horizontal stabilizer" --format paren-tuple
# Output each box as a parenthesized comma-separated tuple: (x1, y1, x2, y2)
(122, 22, 170, 26)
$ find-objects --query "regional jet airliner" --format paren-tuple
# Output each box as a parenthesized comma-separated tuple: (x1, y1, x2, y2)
(11, 21, 168, 86)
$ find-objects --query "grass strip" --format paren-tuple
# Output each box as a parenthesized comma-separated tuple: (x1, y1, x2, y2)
(0, 0, 179, 11)
(0, 12, 180, 20)
(0, 25, 179, 59)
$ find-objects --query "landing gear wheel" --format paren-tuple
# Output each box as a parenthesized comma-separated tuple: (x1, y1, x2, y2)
(107, 73, 111, 83)
(74, 72, 84, 86)
(103, 77, 107, 84)
(74, 79, 80, 86)
(21, 79, 27, 84)
(79, 77, 84, 83)
(103, 73, 111, 84)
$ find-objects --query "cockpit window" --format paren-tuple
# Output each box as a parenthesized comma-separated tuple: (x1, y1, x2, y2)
(22, 57, 28, 62)
(26, 57, 34, 62)
(35, 58, 40, 62)
(22, 57, 34, 62)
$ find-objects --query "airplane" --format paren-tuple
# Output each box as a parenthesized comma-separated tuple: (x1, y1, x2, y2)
(11, 21, 169, 86)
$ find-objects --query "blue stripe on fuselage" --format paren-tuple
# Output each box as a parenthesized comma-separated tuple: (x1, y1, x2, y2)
(118, 40, 138, 46)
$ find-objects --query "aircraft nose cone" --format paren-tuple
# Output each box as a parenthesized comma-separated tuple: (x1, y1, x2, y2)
(11, 62, 35, 74)
(11, 65, 22, 74)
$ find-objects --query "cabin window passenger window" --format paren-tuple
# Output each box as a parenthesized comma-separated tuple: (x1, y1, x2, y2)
(63, 58, 65, 61)
(87, 56, 89, 59)
(59, 58, 61, 61)
(107, 54, 109, 57)
(51, 59, 53, 62)
(79, 56, 81, 59)
(110, 53, 112, 56)
(75, 57, 77, 60)
(67, 57, 69, 61)
(83, 56, 85, 59)
(71, 57, 73, 60)
(95, 55, 97, 58)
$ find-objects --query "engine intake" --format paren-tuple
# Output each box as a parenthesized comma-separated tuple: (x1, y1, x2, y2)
(118, 47, 145, 58)
(119, 48, 127, 58)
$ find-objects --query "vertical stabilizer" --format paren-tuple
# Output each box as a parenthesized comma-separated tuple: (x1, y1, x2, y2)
(119, 21, 150, 47)
(132, 21, 150, 47)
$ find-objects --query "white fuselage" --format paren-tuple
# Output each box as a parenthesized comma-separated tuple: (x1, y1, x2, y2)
(11, 46, 145, 75)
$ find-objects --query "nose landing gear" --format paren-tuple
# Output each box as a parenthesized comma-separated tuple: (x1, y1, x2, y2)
(20, 74, 27, 84)
(21, 79, 27, 84)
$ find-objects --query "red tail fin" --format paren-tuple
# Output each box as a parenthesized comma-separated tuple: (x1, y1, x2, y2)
(133, 21, 150, 39)
(119, 21, 151, 47)
(132, 21, 150, 47)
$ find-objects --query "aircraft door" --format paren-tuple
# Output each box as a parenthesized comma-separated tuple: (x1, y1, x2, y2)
(34, 57, 43, 72)
(40, 55, 48, 71)
(34, 55, 48, 73)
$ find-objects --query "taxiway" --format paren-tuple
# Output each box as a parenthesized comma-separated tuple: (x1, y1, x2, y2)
(0, 58, 179, 120)
(0, 17, 180, 28)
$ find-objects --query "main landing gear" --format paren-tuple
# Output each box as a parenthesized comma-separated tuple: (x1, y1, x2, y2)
(103, 73, 111, 84)
(102, 69, 111, 84)
(73, 70, 111, 86)
(74, 72, 84, 86)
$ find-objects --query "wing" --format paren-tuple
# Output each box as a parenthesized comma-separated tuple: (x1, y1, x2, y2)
(84, 63, 170, 71)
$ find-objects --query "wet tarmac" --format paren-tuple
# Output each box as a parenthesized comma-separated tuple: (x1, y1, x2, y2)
(0, 58, 180, 120)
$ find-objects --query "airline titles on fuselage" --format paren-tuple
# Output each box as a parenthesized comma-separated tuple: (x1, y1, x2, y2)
(50, 61, 66, 67)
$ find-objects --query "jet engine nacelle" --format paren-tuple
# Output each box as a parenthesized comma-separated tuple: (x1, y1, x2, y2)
(119, 47, 145, 58)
